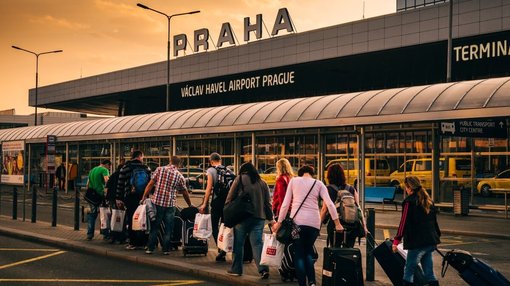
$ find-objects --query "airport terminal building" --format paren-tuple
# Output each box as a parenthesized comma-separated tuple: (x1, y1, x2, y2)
(1, 0, 510, 209)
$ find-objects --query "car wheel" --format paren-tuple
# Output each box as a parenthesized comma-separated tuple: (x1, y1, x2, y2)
(480, 184, 491, 197)
(391, 180, 403, 193)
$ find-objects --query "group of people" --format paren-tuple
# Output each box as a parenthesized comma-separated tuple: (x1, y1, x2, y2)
(84, 151, 441, 286)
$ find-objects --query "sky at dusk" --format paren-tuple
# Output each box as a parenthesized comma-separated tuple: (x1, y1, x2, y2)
(1, 0, 395, 115)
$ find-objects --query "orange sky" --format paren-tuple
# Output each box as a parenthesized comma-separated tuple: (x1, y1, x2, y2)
(1, 0, 394, 115)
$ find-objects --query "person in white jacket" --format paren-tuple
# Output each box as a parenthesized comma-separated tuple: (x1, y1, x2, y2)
(272, 165, 342, 286)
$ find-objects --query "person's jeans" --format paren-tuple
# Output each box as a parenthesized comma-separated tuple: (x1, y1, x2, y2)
(210, 205, 222, 249)
(87, 203, 99, 238)
(403, 245, 438, 283)
(294, 225, 320, 286)
(231, 217, 267, 275)
(147, 205, 175, 252)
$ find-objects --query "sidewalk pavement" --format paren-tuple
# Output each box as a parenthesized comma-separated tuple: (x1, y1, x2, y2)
(1, 207, 509, 286)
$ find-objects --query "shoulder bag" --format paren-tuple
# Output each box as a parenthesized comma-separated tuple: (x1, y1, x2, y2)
(222, 175, 255, 228)
(276, 179, 317, 244)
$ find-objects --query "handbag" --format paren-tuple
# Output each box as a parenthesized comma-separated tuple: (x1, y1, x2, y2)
(223, 175, 255, 228)
(84, 187, 103, 205)
(276, 180, 317, 244)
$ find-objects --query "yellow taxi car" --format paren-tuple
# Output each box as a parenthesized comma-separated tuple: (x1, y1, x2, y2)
(477, 169, 510, 197)
(324, 158, 391, 187)
(389, 157, 471, 191)
(259, 166, 298, 186)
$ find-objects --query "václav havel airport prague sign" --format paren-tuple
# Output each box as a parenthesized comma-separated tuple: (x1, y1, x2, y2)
(440, 119, 508, 138)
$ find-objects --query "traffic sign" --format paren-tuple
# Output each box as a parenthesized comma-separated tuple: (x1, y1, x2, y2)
(440, 119, 507, 138)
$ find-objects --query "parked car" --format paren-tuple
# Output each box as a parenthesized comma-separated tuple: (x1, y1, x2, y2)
(477, 169, 510, 197)
(324, 158, 392, 187)
(178, 167, 205, 192)
(390, 157, 471, 191)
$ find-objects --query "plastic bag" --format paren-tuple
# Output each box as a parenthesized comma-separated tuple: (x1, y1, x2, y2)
(99, 206, 111, 230)
(193, 213, 212, 239)
(260, 233, 284, 267)
(217, 223, 234, 252)
(132, 204, 147, 231)
(110, 209, 126, 232)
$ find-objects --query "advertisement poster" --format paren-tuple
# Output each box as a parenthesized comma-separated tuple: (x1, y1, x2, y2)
(1, 140, 25, 185)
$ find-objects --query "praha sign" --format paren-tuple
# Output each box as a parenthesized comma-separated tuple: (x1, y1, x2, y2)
(173, 8, 294, 56)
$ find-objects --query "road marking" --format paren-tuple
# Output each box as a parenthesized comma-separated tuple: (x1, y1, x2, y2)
(0, 248, 60, 252)
(383, 229, 390, 239)
(0, 279, 203, 284)
(0, 250, 66, 270)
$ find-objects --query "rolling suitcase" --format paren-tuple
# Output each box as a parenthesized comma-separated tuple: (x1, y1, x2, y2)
(438, 249, 510, 286)
(322, 231, 364, 286)
(279, 242, 319, 281)
(372, 239, 426, 286)
(181, 207, 209, 256)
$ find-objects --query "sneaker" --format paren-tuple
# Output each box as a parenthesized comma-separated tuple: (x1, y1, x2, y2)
(125, 245, 137, 250)
(163, 252, 170, 255)
(145, 250, 153, 254)
(309, 282, 316, 286)
(86, 236, 93, 241)
(215, 251, 226, 262)
(226, 270, 241, 277)
(260, 270, 269, 279)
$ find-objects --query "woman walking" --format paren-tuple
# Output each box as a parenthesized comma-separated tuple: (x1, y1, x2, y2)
(272, 165, 342, 286)
(392, 176, 441, 286)
(225, 162, 274, 279)
(272, 158, 295, 219)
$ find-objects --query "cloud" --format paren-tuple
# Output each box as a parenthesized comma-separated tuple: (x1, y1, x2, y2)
(30, 15, 89, 31)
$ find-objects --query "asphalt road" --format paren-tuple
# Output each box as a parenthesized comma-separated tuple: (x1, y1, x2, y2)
(0, 234, 223, 286)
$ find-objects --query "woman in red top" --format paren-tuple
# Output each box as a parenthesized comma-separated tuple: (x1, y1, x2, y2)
(272, 158, 295, 219)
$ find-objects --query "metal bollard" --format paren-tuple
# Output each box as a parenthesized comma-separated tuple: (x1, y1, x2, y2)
(12, 187, 18, 220)
(74, 186, 80, 230)
(31, 185, 37, 223)
(366, 208, 376, 281)
(52, 187, 58, 227)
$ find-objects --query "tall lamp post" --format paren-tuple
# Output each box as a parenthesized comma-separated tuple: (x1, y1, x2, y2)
(12, 46, 63, 126)
(137, 3, 200, 112)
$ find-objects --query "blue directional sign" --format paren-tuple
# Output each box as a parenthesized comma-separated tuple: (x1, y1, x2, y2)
(440, 119, 507, 138)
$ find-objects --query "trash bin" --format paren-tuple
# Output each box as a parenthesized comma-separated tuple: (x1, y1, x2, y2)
(453, 187, 470, 216)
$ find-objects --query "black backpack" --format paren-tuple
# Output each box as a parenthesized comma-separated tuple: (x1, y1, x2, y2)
(212, 165, 236, 205)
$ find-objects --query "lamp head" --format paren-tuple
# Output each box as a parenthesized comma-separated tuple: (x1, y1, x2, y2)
(189, 10, 200, 14)
(137, 3, 149, 9)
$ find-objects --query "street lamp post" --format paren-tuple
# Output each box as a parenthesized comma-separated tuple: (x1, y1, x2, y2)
(12, 46, 63, 126)
(137, 3, 200, 112)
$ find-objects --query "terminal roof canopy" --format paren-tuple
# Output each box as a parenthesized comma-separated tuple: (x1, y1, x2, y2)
(3, 77, 510, 143)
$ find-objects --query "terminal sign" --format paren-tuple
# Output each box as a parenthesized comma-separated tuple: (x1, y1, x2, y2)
(440, 119, 508, 138)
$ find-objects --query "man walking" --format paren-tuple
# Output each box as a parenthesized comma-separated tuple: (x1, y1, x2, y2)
(143, 156, 192, 254)
(86, 159, 111, 240)
(56, 162, 66, 191)
(116, 150, 151, 250)
(199, 152, 234, 262)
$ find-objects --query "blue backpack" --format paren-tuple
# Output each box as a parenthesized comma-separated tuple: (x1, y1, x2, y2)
(130, 167, 150, 194)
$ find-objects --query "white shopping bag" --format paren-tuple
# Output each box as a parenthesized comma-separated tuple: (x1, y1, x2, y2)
(110, 209, 126, 232)
(99, 206, 111, 230)
(193, 213, 212, 239)
(217, 223, 234, 253)
(260, 233, 284, 267)
(397, 243, 407, 259)
(132, 204, 148, 231)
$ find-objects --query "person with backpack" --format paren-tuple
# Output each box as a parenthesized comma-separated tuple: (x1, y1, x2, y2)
(198, 152, 235, 262)
(273, 165, 342, 286)
(225, 162, 274, 279)
(272, 158, 294, 220)
(320, 163, 369, 248)
(115, 150, 151, 250)
(142, 156, 193, 255)
(392, 176, 441, 286)
(85, 159, 111, 241)
(105, 162, 125, 244)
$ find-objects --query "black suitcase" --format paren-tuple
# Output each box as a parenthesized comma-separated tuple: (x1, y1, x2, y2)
(157, 207, 183, 250)
(279, 242, 319, 282)
(439, 249, 510, 286)
(322, 247, 364, 286)
(181, 207, 208, 256)
(372, 239, 426, 286)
